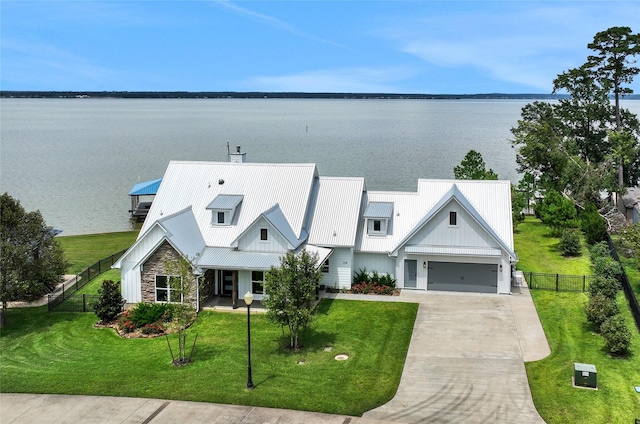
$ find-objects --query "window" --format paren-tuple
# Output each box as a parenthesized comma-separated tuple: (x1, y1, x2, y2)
(321, 259, 330, 273)
(252, 271, 264, 294)
(260, 228, 268, 241)
(449, 211, 457, 226)
(155, 275, 182, 303)
(217, 211, 225, 224)
(368, 218, 388, 236)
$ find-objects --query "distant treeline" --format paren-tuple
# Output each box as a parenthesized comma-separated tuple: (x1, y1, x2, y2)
(0, 91, 591, 100)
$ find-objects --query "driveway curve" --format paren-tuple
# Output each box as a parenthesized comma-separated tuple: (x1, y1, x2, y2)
(363, 290, 547, 424)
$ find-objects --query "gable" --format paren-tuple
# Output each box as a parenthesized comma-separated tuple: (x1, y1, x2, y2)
(234, 216, 291, 253)
(402, 198, 500, 249)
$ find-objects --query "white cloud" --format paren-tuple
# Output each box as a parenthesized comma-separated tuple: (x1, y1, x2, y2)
(212, 0, 346, 48)
(244, 66, 419, 93)
(376, 2, 640, 92)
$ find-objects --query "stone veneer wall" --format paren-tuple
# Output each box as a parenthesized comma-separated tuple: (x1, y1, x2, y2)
(141, 241, 197, 308)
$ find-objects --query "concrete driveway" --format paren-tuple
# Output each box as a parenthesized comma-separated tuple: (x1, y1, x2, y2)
(363, 289, 548, 424)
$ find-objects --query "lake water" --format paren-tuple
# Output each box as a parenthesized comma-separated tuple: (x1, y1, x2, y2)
(2, 98, 638, 236)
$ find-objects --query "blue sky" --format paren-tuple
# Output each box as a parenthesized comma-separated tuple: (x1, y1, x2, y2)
(1, 1, 639, 94)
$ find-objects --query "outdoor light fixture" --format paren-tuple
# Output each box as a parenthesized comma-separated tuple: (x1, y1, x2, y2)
(244, 291, 254, 389)
(423, 261, 427, 269)
(499, 264, 503, 272)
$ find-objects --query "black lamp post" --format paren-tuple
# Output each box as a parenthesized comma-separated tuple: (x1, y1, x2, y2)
(243, 291, 254, 389)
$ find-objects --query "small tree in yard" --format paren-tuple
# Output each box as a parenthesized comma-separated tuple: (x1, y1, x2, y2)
(264, 249, 322, 351)
(93, 280, 125, 324)
(162, 253, 198, 366)
(600, 315, 632, 355)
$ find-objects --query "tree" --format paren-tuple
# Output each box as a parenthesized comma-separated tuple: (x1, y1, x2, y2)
(579, 203, 608, 245)
(162, 252, 198, 365)
(512, 27, 640, 209)
(453, 150, 498, 180)
(534, 189, 579, 233)
(263, 249, 322, 350)
(587, 27, 640, 131)
(93, 280, 125, 324)
(0, 193, 67, 327)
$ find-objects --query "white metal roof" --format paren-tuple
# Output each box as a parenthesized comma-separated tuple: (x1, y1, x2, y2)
(197, 247, 283, 270)
(206, 194, 244, 210)
(363, 202, 394, 219)
(306, 176, 365, 247)
(140, 161, 318, 248)
(356, 180, 515, 257)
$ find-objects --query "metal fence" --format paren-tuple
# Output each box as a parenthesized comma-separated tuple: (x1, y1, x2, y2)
(524, 272, 594, 292)
(48, 294, 101, 313)
(606, 236, 640, 332)
(525, 237, 640, 332)
(48, 249, 127, 312)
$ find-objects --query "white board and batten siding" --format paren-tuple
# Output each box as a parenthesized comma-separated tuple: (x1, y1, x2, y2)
(353, 252, 396, 277)
(320, 247, 354, 289)
(236, 217, 290, 253)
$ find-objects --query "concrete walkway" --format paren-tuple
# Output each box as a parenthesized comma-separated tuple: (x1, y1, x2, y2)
(1, 288, 550, 424)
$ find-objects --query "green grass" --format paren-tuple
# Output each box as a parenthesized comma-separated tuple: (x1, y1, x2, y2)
(516, 216, 640, 422)
(58, 231, 138, 274)
(0, 299, 417, 416)
(514, 217, 592, 275)
(526, 291, 640, 423)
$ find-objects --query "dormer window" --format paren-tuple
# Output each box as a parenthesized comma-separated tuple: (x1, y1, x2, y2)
(364, 202, 393, 236)
(207, 194, 243, 226)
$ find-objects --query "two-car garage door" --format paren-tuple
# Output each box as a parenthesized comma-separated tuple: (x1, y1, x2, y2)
(427, 261, 497, 293)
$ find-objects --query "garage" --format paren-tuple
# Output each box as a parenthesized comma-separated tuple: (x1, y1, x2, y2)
(427, 261, 497, 293)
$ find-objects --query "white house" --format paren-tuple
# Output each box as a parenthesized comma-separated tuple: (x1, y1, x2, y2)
(113, 160, 517, 309)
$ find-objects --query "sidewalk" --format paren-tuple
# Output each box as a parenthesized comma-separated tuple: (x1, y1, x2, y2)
(5, 275, 78, 308)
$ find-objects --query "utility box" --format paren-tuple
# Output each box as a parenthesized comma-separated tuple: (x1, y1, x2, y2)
(574, 363, 597, 388)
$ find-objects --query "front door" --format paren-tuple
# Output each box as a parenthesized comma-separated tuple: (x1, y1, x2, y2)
(404, 259, 417, 289)
(222, 270, 234, 296)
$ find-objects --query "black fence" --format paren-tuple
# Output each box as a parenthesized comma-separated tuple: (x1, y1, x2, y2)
(48, 294, 101, 313)
(524, 272, 594, 292)
(606, 236, 640, 332)
(48, 249, 127, 312)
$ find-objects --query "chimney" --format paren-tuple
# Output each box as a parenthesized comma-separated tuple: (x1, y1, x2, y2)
(229, 145, 247, 163)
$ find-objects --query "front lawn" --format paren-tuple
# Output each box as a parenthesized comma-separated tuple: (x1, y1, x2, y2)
(0, 299, 417, 416)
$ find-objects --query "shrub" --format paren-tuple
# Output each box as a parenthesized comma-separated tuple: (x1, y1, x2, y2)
(93, 280, 125, 324)
(589, 241, 611, 262)
(593, 256, 622, 281)
(584, 293, 618, 331)
(353, 268, 371, 285)
(600, 315, 632, 354)
(351, 282, 395, 295)
(117, 311, 136, 333)
(141, 323, 165, 335)
(129, 302, 174, 326)
(588, 275, 621, 300)
(559, 228, 582, 256)
(378, 273, 397, 288)
(580, 203, 608, 245)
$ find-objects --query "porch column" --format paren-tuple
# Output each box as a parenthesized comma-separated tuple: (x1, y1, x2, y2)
(232, 271, 238, 309)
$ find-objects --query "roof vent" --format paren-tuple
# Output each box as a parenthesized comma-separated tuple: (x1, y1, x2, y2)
(218, 179, 224, 185)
